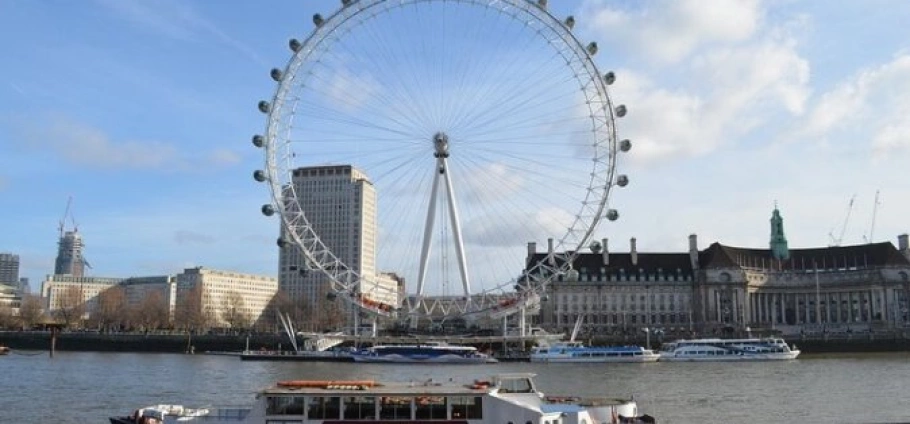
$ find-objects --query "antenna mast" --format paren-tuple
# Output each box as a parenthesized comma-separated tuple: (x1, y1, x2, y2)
(59, 196, 73, 238)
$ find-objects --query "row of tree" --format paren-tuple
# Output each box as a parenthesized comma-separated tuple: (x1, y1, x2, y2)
(0, 285, 349, 334)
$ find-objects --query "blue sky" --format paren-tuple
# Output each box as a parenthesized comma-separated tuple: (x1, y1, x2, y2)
(1, 0, 909, 292)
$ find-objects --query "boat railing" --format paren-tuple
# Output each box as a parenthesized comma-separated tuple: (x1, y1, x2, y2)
(193, 407, 251, 421)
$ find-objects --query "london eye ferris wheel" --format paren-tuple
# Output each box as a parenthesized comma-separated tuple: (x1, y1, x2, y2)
(251, 0, 632, 321)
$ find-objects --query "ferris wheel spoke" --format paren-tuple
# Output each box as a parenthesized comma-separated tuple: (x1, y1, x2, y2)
(260, 0, 624, 321)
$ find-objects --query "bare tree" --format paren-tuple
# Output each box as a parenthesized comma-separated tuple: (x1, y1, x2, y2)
(133, 291, 170, 333)
(221, 291, 251, 332)
(90, 286, 127, 332)
(0, 303, 15, 329)
(17, 294, 44, 330)
(313, 287, 346, 332)
(54, 286, 86, 328)
(175, 284, 212, 333)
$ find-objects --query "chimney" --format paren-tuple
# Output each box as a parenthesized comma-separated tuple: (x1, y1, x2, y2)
(899, 234, 909, 261)
(527, 241, 537, 264)
(602, 238, 609, 266)
(630, 237, 638, 266)
(547, 238, 555, 265)
(689, 234, 699, 270)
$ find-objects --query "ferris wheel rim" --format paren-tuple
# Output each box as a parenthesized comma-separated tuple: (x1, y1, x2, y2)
(258, 0, 623, 319)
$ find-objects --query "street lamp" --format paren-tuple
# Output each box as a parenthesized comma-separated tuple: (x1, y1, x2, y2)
(642, 327, 650, 350)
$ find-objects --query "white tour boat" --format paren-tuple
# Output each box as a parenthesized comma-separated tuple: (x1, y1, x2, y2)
(530, 342, 659, 363)
(351, 342, 498, 364)
(658, 337, 800, 361)
(109, 373, 656, 424)
(530, 316, 659, 363)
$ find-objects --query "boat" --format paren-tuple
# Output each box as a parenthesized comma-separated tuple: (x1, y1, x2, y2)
(658, 337, 800, 361)
(0, 346, 9, 355)
(109, 373, 655, 424)
(530, 316, 659, 363)
(239, 349, 353, 362)
(351, 342, 498, 364)
(530, 341, 659, 363)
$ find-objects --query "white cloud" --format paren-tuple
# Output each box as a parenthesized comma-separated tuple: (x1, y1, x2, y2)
(17, 116, 242, 171)
(94, 0, 265, 65)
(796, 54, 910, 156)
(591, 6, 810, 164)
(582, 0, 763, 64)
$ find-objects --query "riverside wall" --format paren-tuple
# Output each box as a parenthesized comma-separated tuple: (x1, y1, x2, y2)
(4, 331, 910, 354)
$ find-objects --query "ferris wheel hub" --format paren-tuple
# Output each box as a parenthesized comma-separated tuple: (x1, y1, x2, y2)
(433, 132, 450, 158)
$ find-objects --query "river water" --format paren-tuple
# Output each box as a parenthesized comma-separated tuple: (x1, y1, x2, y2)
(2, 351, 909, 423)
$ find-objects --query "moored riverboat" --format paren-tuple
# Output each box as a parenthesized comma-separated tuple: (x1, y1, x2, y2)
(109, 373, 654, 424)
(351, 342, 497, 364)
(530, 342, 659, 363)
(0, 345, 9, 355)
(658, 337, 800, 361)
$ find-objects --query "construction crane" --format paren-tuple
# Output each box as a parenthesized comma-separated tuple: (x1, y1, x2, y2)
(828, 194, 856, 247)
(58, 195, 77, 238)
(865, 190, 882, 243)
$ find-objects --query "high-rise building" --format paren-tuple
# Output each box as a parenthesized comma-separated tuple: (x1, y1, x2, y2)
(278, 165, 396, 323)
(55, 230, 86, 277)
(18, 277, 30, 295)
(0, 253, 19, 284)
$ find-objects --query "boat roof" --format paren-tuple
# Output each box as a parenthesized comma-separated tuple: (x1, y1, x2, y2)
(263, 374, 537, 396)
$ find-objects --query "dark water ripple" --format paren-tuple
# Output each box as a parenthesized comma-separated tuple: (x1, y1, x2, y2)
(2, 352, 909, 424)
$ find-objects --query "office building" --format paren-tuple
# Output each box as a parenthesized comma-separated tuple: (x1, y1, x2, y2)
(176, 267, 278, 329)
(0, 253, 19, 284)
(278, 165, 397, 325)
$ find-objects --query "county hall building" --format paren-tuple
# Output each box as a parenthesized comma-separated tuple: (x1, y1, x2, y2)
(528, 207, 910, 336)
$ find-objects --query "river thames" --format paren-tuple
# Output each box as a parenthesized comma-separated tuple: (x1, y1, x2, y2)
(2, 351, 909, 423)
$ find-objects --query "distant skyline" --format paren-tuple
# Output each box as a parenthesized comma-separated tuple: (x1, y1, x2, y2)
(1, 0, 909, 288)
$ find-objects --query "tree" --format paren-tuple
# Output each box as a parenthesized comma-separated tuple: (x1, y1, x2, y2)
(313, 287, 346, 332)
(175, 284, 212, 333)
(90, 286, 127, 332)
(133, 291, 170, 333)
(221, 291, 251, 331)
(54, 286, 86, 328)
(0, 303, 15, 329)
(17, 294, 44, 330)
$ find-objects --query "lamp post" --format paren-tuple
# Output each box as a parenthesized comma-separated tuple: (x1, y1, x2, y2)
(642, 327, 650, 350)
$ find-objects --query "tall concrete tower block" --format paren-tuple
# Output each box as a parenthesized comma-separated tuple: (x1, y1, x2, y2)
(55, 230, 86, 277)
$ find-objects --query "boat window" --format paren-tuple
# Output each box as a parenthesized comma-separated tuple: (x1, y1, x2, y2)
(266, 396, 305, 415)
(415, 396, 446, 420)
(379, 397, 412, 420)
(451, 396, 483, 419)
(344, 396, 376, 420)
(500, 378, 533, 394)
(307, 397, 340, 420)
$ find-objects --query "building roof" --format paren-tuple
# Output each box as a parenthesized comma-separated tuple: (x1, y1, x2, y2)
(700, 241, 910, 270)
(529, 252, 695, 277)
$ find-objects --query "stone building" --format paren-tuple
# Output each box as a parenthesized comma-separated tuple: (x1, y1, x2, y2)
(528, 207, 910, 336)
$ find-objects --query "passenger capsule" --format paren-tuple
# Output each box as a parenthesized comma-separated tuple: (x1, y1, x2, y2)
(253, 170, 267, 182)
(586, 42, 598, 56)
(606, 209, 619, 221)
(261, 204, 275, 216)
(277, 237, 288, 248)
(326, 292, 337, 301)
(252, 134, 264, 148)
(289, 38, 302, 53)
(537, 0, 548, 9)
(604, 71, 616, 85)
(313, 14, 325, 27)
(615, 104, 627, 117)
(270, 68, 283, 82)
(619, 139, 632, 152)
(564, 16, 575, 30)
(258, 101, 271, 114)
(341, 0, 352, 6)
(616, 174, 629, 187)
